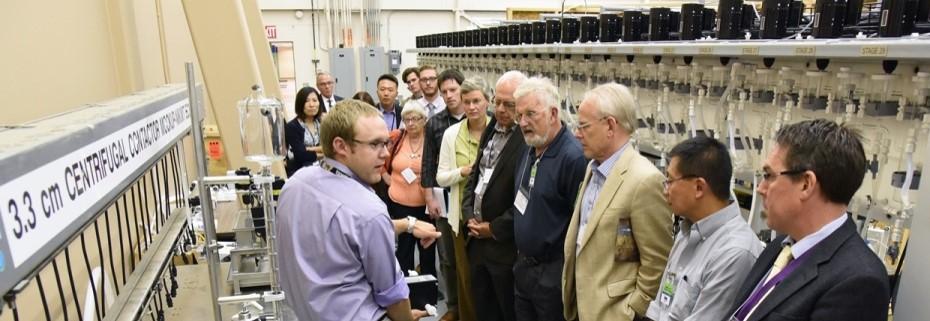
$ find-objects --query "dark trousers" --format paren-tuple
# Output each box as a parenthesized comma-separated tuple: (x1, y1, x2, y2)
(468, 245, 516, 321)
(514, 255, 566, 321)
(388, 202, 437, 277)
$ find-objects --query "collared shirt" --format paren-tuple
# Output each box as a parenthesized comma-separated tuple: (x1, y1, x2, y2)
(418, 96, 446, 118)
(473, 122, 516, 218)
(323, 95, 338, 112)
(298, 118, 321, 147)
(736, 213, 849, 320)
(420, 108, 464, 188)
(576, 142, 629, 254)
(645, 202, 763, 321)
(787, 213, 848, 258)
(514, 125, 588, 259)
(378, 102, 400, 131)
(277, 159, 408, 321)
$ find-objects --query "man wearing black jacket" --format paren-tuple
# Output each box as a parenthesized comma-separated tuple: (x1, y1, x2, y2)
(461, 71, 527, 321)
(726, 119, 890, 321)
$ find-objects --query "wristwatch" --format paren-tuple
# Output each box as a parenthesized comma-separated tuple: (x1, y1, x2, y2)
(406, 216, 417, 234)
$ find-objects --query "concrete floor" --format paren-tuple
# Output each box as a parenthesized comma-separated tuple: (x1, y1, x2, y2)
(170, 261, 449, 321)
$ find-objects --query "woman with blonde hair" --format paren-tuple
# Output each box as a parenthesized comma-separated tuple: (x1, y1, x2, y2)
(434, 78, 491, 321)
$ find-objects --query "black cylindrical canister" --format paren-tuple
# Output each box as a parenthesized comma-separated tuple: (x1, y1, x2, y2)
(812, 0, 847, 38)
(580, 16, 600, 42)
(918, 0, 930, 22)
(479, 28, 489, 46)
(642, 13, 652, 36)
(847, 0, 865, 25)
(562, 17, 581, 43)
(670, 11, 681, 34)
(623, 11, 645, 41)
(509, 24, 521, 45)
(761, 0, 791, 38)
(498, 26, 509, 45)
(600, 13, 622, 42)
(742, 4, 757, 30)
(533, 21, 547, 44)
(521, 23, 533, 44)
(681, 4, 705, 40)
(546, 20, 562, 43)
(453, 31, 462, 47)
(488, 27, 499, 45)
(788, 1, 804, 27)
(879, 0, 916, 36)
(649, 8, 672, 40)
(717, 0, 745, 39)
(704, 8, 717, 30)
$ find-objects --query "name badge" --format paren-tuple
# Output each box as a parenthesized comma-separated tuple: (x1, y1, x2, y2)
(401, 167, 417, 184)
(475, 169, 494, 195)
(659, 272, 678, 307)
(514, 190, 529, 215)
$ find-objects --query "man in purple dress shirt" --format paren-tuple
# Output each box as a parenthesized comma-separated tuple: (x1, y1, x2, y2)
(277, 99, 437, 321)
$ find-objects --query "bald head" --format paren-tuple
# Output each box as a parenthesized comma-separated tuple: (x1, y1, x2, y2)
(493, 71, 527, 128)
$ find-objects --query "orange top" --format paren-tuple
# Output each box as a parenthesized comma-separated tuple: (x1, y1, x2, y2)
(388, 136, 426, 207)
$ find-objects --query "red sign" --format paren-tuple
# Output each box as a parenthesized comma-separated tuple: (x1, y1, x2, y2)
(265, 25, 277, 39)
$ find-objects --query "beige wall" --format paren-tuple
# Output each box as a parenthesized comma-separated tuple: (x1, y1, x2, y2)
(0, 1, 280, 319)
(2, 1, 123, 124)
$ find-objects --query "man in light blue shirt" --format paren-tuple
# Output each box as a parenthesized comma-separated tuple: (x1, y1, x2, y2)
(277, 100, 437, 321)
(646, 136, 762, 321)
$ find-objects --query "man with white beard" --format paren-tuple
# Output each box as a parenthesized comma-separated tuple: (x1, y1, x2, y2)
(510, 77, 588, 321)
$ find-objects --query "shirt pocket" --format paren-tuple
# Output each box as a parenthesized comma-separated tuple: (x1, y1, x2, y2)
(668, 277, 699, 321)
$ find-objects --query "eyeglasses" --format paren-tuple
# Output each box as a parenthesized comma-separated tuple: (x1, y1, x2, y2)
(494, 99, 516, 110)
(574, 116, 609, 132)
(760, 169, 809, 182)
(515, 109, 542, 122)
(403, 116, 424, 123)
(352, 138, 391, 151)
(663, 175, 699, 189)
(420, 77, 438, 84)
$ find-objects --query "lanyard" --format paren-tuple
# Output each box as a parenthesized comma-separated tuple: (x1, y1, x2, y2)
(320, 159, 354, 179)
(518, 151, 541, 193)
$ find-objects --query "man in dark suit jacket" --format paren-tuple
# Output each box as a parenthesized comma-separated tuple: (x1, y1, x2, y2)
(375, 74, 403, 131)
(727, 119, 890, 321)
(317, 72, 343, 112)
(461, 71, 528, 321)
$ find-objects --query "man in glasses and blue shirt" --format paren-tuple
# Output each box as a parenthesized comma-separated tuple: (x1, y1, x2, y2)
(726, 119, 890, 321)
(645, 136, 762, 321)
(277, 100, 440, 321)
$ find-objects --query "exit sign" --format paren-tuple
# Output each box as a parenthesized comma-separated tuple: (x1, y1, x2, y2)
(265, 25, 277, 39)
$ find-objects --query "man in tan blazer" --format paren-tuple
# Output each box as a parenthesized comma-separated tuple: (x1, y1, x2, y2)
(562, 83, 674, 321)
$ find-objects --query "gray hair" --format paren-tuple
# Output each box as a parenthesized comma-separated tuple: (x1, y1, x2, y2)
(401, 100, 428, 119)
(513, 77, 561, 116)
(583, 83, 638, 134)
(496, 70, 528, 90)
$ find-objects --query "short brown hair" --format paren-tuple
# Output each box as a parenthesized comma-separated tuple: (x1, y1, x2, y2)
(320, 99, 381, 158)
(776, 119, 866, 204)
(418, 64, 437, 75)
(402, 67, 419, 83)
